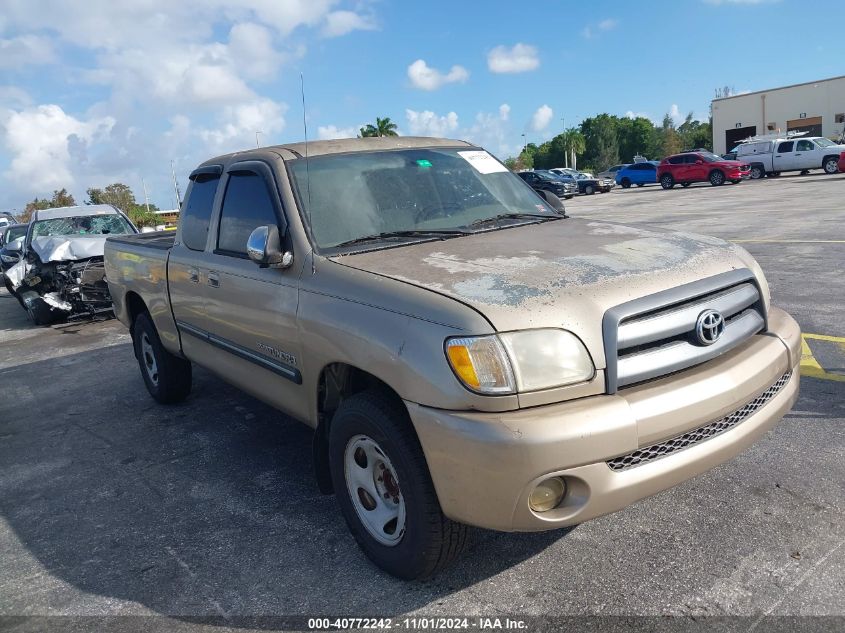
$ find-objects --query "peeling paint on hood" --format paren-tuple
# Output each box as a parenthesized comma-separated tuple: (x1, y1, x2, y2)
(31, 236, 108, 263)
(331, 218, 756, 367)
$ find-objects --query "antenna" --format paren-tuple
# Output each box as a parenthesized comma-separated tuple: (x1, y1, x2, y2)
(301, 72, 315, 274)
(171, 160, 182, 208)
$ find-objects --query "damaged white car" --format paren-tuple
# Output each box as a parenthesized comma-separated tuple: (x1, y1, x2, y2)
(5, 205, 138, 325)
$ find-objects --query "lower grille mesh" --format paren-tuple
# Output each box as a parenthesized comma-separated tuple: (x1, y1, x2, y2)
(606, 370, 793, 472)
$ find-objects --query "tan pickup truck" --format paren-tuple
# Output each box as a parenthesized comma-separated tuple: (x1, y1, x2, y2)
(105, 137, 801, 579)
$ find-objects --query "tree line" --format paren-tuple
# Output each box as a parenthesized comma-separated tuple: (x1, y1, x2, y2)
(506, 111, 712, 172)
(20, 183, 161, 227)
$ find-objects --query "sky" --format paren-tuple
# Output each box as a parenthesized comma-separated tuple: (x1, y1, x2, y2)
(0, 0, 839, 212)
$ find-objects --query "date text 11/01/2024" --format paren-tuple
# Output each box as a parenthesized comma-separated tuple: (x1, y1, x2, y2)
(307, 617, 528, 630)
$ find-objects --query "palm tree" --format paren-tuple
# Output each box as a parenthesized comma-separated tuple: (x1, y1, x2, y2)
(561, 128, 586, 169)
(359, 116, 399, 138)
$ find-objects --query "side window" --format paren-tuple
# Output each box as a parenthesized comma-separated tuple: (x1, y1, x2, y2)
(181, 174, 220, 251)
(216, 171, 280, 256)
(777, 141, 794, 153)
(684, 155, 699, 164)
(796, 140, 813, 151)
(668, 156, 684, 165)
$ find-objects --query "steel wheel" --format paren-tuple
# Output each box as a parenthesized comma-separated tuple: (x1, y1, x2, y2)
(750, 165, 764, 179)
(140, 332, 159, 386)
(344, 434, 406, 546)
(823, 157, 839, 174)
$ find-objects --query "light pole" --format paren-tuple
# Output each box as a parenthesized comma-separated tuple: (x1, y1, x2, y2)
(255, 131, 263, 148)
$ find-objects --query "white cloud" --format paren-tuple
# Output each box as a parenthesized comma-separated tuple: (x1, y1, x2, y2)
(0, 35, 56, 68)
(1, 104, 115, 192)
(487, 43, 539, 74)
(530, 104, 553, 132)
(598, 19, 618, 31)
(625, 110, 653, 122)
(499, 104, 511, 121)
(0, 86, 32, 109)
(405, 109, 459, 137)
(407, 59, 469, 91)
(463, 104, 514, 157)
(581, 27, 593, 39)
(583, 18, 618, 39)
(669, 103, 682, 124)
(321, 10, 377, 37)
(198, 98, 287, 153)
(317, 124, 359, 140)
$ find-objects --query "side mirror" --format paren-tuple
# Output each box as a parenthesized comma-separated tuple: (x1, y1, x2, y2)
(538, 189, 568, 217)
(5, 240, 21, 254)
(246, 225, 293, 269)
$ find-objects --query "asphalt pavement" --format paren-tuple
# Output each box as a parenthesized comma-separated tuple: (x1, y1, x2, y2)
(0, 171, 843, 631)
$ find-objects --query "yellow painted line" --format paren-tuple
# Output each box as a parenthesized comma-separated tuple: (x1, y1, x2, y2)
(800, 334, 845, 382)
(730, 239, 845, 244)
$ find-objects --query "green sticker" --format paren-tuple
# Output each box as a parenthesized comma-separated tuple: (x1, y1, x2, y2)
(416, 159, 433, 168)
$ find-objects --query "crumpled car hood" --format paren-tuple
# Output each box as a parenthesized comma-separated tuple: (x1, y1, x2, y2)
(31, 235, 108, 263)
(331, 219, 756, 367)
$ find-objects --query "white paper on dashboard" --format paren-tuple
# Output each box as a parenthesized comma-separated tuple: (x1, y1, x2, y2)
(457, 151, 509, 175)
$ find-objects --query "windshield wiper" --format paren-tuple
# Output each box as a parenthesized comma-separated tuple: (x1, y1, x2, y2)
(334, 229, 470, 248)
(469, 213, 563, 228)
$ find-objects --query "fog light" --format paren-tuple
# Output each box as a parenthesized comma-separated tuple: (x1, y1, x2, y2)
(528, 477, 566, 513)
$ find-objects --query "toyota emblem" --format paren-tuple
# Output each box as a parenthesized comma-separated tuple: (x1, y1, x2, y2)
(695, 309, 725, 346)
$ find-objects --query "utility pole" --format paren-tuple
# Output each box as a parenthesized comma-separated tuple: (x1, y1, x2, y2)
(171, 160, 182, 208)
(255, 131, 262, 148)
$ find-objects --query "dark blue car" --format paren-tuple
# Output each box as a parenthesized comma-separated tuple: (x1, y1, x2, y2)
(615, 161, 659, 188)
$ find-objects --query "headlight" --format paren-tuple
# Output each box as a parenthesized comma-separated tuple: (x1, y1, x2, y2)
(445, 329, 594, 395)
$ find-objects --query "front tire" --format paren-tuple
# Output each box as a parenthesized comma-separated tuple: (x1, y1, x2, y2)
(750, 165, 764, 180)
(681, 182, 691, 188)
(660, 174, 674, 189)
(584, 184, 595, 195)
(329, 390, 469, 580)
(621, 178, 631, 189)
(709, 170, 725, 186)
(25, 296, 54, 326)
(823, 157, 839, 174)
(133, 312, 192, 404)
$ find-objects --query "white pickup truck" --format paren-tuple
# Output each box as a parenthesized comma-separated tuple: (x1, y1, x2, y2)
(736, 136, 845, 179)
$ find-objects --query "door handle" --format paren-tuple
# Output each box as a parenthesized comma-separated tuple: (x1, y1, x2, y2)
(207, 271, 220, 288)
(188, 268, 199, 283)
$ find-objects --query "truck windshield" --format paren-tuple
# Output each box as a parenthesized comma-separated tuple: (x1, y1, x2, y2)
(288, 148, 558, 250)
(31, 214, 135, 237)
(814, 138, 834, 148)
(700, 152, 724, 162)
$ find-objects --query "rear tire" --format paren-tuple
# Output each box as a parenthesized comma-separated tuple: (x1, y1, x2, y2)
(328, 390, 469, 580)
(584, 184, 595, 195)
(709, 170, 725, 186)
(133, 312, 192, 404)
(660, 174, 674, 189)
(636, 183, 644, 187)
(681, 182, 691, 188)
(750, 165, 765, 180)
(823, 157, 839, 174)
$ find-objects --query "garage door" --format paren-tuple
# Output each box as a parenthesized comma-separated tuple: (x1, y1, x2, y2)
(787, 116, 822, 137)
(725, 126, 757, 152)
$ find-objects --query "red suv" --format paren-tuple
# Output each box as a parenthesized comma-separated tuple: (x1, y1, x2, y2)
(838, 151, 845, 173)
(657, 151, 750, 189)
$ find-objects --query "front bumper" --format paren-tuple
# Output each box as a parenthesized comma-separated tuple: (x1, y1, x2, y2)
(407, 308, 800, 532)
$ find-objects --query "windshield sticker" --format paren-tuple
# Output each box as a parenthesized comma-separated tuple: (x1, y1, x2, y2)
(416, 159, 433, 168)
(458, 151, 509, 175)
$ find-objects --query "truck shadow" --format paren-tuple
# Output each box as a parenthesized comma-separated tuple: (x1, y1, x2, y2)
(0, 344, 565, 623)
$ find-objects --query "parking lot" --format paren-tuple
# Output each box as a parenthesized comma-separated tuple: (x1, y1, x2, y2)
(1, 173, 843, 629)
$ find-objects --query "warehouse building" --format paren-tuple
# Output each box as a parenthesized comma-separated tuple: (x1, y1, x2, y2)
(711, 75, 845, 154)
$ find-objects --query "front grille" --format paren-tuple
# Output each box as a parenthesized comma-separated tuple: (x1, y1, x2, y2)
(606, 370, 792, 472)
(602, 270, 767, 392)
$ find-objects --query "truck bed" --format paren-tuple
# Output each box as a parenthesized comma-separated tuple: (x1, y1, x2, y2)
(107, 230, 175, 251)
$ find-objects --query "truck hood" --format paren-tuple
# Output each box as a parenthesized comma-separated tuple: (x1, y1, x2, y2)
(331, 219, 756, 367)
(31, 235, 109, 263)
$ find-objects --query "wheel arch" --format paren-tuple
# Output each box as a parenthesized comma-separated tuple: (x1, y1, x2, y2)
(313, 362, 408, 494)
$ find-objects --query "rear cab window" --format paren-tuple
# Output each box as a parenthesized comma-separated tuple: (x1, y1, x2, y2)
(777, 141, 794, 153)
(181, 169, 221, 251)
